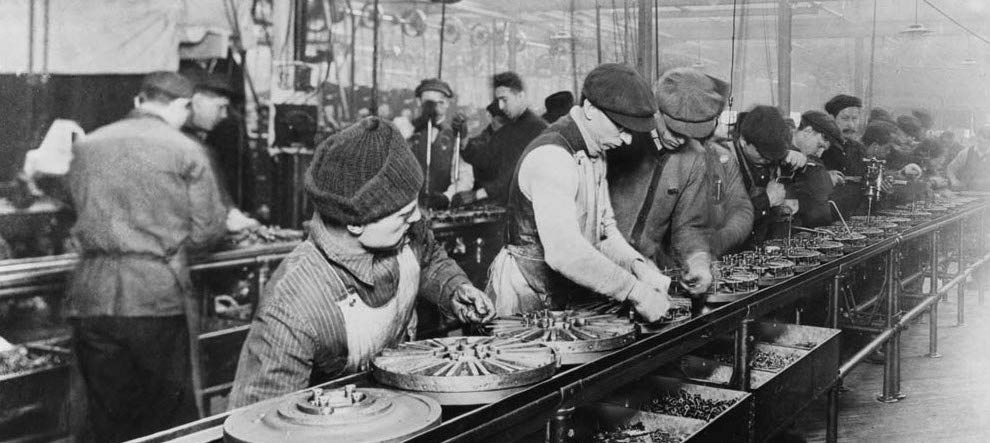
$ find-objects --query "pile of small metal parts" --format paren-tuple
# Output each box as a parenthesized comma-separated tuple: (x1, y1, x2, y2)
(749, 348, 801, 372)
(0, 346, 64, 376)
(592, 422, 685, 443)
(223, 226, 303, 249)
(644, 389, 734, 422)
(430, 205, 506, 227)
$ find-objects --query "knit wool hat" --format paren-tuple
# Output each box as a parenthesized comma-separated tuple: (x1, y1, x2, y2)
(655, 67, 729, 138)
(740, 105, 791, 162)
(582, 63, 657, 133)
(824, 94, 862, 117)
(305, 117, 424, 225)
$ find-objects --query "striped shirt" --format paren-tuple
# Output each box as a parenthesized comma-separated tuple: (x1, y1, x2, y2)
(228, 215, 470, 408)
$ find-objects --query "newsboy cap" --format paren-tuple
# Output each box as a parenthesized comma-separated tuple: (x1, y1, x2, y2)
(415, 78, 453, 98)
(581, 63, 657, 133)
(800, 111, 843, 146)
(140, 71, 194, 100)
(655, 67, 729, 138)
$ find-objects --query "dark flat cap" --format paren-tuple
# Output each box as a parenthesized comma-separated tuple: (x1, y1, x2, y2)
(196, 73, 239, 98)
(415, 78, 453, 98)
(861, 120, 900, 147)
(544, 90, 574, 111)
(141, 71, 193, 99)
(869, 108, 895, 124)
(824, 94, 862, 117)
(582, 63, 656, 133)
(800, 111, 843, 146)
(655, 67, 728, 138)
(896, 115, 923, 140)
(740, 105, 790, 161)
(911, 109, 933, 129)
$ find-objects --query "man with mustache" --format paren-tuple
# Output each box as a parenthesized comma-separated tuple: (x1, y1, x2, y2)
(822, 94, 869, 216)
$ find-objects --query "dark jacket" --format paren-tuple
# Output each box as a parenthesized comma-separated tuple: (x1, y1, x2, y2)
(409, 120, 458, 195)
(822, 138, 867, 217)
(608, 133, 712, 269)
(229, 217, 470, 407)
(731, 139, 788, 247)
(791, 155, 835, 228)
(462, 109, 547, 204)
(705, 142, 754, 256)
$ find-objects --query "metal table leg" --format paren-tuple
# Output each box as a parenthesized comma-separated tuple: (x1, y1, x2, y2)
(878, 250, 906, 403)
(958, 218, 966, 326)
(928, 231, 942, 358)
(826, 274, 843, 443)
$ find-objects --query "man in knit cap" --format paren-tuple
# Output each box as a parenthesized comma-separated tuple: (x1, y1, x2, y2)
(486, 63, 682, 322)
(609, 67, 731, 299)
(229, 117, 494, 408)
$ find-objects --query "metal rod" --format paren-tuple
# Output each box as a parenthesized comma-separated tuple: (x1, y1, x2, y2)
(980, 211, 986, 305)
(547, 405, 574, 443)
(828, 274, 842, 329)
(958, 218, 966, 326)
(733, 319, 752, 391)
(900, 269, 925, 288)
(828, 200, 853, 235)
(826, 386, 839, 443)
(928, 230, 941, 358)
(878, 250, 903, 402)
(840, 250, 990, 378)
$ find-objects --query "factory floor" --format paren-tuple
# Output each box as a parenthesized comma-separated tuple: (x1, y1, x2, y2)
(795, 282, 990, 442)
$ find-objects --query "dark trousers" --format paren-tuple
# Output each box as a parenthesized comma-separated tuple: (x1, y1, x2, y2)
(71, 316, 197, 443)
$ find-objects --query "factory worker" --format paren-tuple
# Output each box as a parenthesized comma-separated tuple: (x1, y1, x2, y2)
(229, 117, 494, 408)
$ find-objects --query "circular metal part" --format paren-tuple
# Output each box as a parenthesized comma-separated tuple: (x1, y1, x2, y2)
(576, 299, 693, 333)
(814, 240, 846, 261)
(372, 336, 557, 405)
(223, 386, 441, 443)
(487, 308, 638, 365)
(754, 257, 795, 286)
(831, 231, 868, 251)
(785, 247, 822, 273)
(709, 269, 760, 303)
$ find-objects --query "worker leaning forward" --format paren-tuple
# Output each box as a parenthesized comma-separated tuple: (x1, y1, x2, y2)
(485, 63, 677, 322)
(228, 117, 494, 408)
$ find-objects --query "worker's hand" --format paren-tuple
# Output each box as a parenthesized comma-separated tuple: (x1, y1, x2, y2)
(632, 260, 672, 295)
(900, 163, 923, 180)
(782, 198, 800, 215)
(421, 193, 450, 210)
(880, 175, 895, 193)
(783, 150, 808, 169)
(226, 208, 262, 232)
(450, 190, 479, 207)
(451, 284, 495, 323)
(626, 281, 672, 323)
(829, 170, 846, 186)
(451, 113, 469, 137)
(681, 254, 713, 296)
(766, 181, 786, 207)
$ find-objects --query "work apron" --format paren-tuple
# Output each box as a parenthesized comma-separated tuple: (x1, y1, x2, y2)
(487, 150, 609, 316)
(331, 246, 421, 373)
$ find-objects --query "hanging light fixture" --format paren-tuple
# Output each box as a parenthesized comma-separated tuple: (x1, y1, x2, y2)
(899, 0, 933, 37)
(691, 41, 705, 69)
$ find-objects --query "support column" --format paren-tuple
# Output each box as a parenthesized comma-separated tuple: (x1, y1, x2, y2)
(980, 212, 986, 305)
(958, 218, 966, 326)
(733, 319, 753, 392)
(878, 250, 905, 403)
(853, 37, 865, 98)
(776, 0, 793, 115)
(636, 0, 656, 85)
(547, 405, 575, 443)
(825, 274, 843, 443)
(929, 230, 942, 358)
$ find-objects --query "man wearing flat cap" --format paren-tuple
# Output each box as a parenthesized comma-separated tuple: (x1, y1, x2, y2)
(67, 71, 227, 441)
(732, 105, 801, 246)
(789, 111, 844, 228)
(822, 94, 869, 216)
(230, 117, 494, 408)
(408, 78, 474, 209)
(609, 67, 735, 297)
(486, 63, 679, 322)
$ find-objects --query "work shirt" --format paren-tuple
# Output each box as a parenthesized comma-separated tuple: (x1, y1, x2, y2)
(65, 110, 226, 317)
(608, 134, 714, 269)
(791, 155, 835, 228)
(731, 139, 788, 247)
(462, 109, 547, 204)
(948, 144, 990, 192)
(228, 216, 470, 408)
